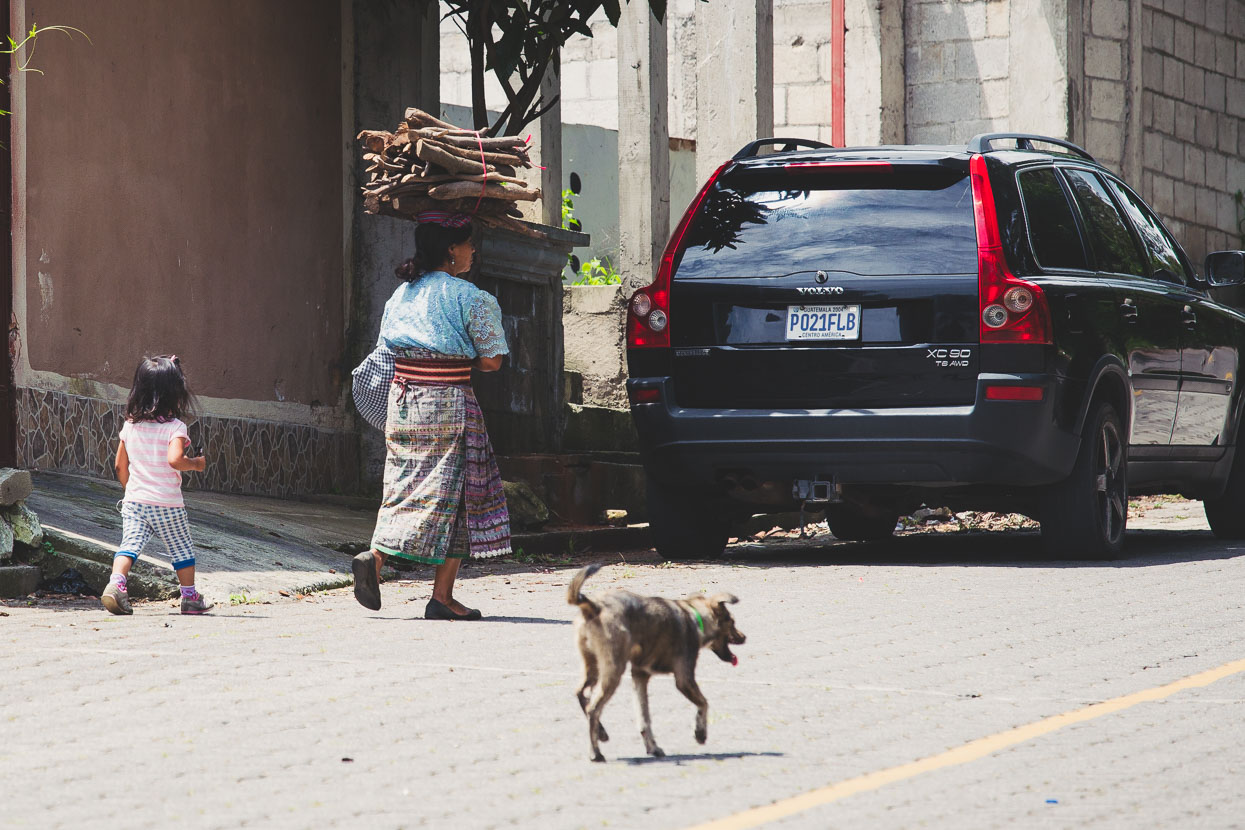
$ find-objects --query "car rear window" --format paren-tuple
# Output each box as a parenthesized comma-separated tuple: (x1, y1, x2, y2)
(674, 173, 978, 279)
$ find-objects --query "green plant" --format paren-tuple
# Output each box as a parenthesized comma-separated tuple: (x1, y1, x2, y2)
(1, 23, 89, 115)
(568, 256, 621, 286)
(561, 189, 581, 232)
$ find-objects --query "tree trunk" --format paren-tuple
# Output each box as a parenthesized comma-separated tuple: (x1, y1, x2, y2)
(470, 4, 490, 132)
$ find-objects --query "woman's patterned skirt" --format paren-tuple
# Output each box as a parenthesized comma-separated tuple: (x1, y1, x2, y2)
(369, 349, 511, 563)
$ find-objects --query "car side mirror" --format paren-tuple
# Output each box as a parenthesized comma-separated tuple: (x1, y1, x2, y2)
(1204, 251, 1245, 286)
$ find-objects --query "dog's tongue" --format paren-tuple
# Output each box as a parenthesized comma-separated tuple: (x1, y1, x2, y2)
(731, 654, 738, 666)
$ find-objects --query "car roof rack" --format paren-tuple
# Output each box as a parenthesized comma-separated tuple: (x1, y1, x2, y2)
(733, 137, 833, 159)
(968, 133, 1097, 163)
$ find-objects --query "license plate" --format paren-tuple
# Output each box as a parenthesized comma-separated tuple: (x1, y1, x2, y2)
(785, 304, 861, 341)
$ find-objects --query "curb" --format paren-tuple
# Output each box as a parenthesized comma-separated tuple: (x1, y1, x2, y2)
(29, 529, 179, 600)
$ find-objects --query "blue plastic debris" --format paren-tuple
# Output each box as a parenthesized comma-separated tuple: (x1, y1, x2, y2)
(1045, 799, 1059, 805)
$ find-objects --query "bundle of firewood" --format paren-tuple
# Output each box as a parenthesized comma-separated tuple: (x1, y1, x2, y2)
(358, 107, 544, 238)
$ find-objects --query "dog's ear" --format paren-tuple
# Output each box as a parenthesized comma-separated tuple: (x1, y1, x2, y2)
(708, 592, 739, 608)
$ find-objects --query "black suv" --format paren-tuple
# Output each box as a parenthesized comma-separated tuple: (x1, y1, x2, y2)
(625, 133, 1245, 559)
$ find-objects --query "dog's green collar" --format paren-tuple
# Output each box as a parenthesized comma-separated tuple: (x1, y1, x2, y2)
(692, 608, 704, 633)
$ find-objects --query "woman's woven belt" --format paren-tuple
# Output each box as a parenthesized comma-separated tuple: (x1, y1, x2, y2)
(393, 357, 473, 386)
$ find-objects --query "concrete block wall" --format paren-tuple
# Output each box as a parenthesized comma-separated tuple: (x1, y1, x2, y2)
(904, 0, 1013, 143)
(772, 0, 837, 144)
(1137, 0, 1245, 264)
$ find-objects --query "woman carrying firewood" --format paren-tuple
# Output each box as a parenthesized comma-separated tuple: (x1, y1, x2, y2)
(352, 211, 511, 619)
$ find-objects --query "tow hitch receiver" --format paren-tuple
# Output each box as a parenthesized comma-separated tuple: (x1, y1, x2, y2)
(793, 478, 842, 503)
(793, 478, 842, 538)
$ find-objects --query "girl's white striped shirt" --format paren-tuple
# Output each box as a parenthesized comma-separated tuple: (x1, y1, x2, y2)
(119, 418, 190, 507)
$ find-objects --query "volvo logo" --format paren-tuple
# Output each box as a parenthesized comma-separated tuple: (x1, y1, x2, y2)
(797, 286, 845, 295)
(815, 270, 829, 284)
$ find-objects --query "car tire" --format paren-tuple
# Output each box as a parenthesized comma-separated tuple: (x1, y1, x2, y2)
(645, 473, 731, 560)
(1202, 449, 1245, 538)
(825, 506, 897, 542)
(1041, 401, 1127, 559)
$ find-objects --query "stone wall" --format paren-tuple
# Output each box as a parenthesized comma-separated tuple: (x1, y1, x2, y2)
(1071, 0, 1245, 266)
(17, 388, 359, 498)
(1137, 0, 1245, 263)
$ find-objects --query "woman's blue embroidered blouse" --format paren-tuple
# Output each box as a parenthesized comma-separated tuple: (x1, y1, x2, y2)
(378, 271, 509, 359)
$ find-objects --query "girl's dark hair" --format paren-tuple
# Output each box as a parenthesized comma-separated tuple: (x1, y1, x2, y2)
(396, 221, 475, 281)
(125, 355, 195, 423)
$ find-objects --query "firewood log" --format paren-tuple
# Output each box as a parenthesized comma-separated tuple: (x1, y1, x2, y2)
(404, 108, 460, 131)
(414, 140, 488, 176)
(355, 130, 394, 153)
(427, 181, 540, 202)
(415, 129, 529, 154)
(424, 140, 526, 167)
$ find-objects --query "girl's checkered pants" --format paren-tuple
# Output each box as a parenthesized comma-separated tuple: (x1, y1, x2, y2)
(117, 501, 197, 569)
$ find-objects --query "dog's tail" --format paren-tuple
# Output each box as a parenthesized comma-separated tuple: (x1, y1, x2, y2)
(567, 563, 602, 617)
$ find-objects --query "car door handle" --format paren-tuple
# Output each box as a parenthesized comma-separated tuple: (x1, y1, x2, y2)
(1182, 305, 1197, 327)
(1120, 299, 1138, 322)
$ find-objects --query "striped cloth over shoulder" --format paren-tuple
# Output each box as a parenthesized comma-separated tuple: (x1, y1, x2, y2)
(119, 418, 190, 507)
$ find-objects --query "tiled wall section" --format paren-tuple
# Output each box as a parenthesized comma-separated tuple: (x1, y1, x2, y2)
(1140, 0, 1245, 264)
(904, 0, 1011, 143)
(17, 387, 361, 498)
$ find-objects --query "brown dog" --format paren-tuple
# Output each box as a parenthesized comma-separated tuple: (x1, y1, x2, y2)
(567, 564, 746, 762)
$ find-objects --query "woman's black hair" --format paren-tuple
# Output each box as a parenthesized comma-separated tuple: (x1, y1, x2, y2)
(125, 355, 195, 423)
(396, 220, 475, 281)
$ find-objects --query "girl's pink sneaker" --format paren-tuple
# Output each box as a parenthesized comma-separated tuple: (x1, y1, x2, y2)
(180, 592, 213, 615)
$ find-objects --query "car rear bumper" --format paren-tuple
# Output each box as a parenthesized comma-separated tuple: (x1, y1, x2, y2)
(627, 374, 1081, 490)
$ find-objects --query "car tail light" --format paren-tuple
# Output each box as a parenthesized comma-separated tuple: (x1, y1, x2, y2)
(970, 154, 1052, 344)
(627, 159, 733, 349)
(630, 387, 661, 405)
(985, 385, 1044, 401)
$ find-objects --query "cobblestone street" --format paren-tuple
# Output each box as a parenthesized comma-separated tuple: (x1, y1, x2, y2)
(4, 517, 1245, 829)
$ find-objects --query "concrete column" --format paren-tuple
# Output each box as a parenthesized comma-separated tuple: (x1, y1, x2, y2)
(539, 53, 563, 228)
(521, 28, 562, 227)
(618, 0, 670, 292)
(1068, 0, 1086, 148)
(1122, 0, 1143, 185)
(694, 0, 774, 185)
(845, 0, 905, 145)
(1008, 0, 1071, 137)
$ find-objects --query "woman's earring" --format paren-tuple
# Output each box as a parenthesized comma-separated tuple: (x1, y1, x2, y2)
(450, 256, 456, 266)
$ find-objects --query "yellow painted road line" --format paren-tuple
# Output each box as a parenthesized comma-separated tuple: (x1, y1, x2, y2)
(688, 657, 1245, 830)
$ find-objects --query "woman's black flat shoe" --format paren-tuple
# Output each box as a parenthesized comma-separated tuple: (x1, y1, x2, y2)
(425, 598, 482, 621)
(352, 551, 382, 611)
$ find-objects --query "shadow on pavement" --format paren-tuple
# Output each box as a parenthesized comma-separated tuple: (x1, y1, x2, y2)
(621, 750, 785, 765)
(717, 528, 1245, 569)
(482, 615, 572, 625)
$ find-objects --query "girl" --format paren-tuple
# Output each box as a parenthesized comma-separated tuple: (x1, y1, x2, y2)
(100, 355, 211, 615)
(352, 212, 511, 619)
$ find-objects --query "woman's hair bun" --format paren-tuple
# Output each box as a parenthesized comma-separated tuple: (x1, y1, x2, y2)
(394, 258, 418, 281)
